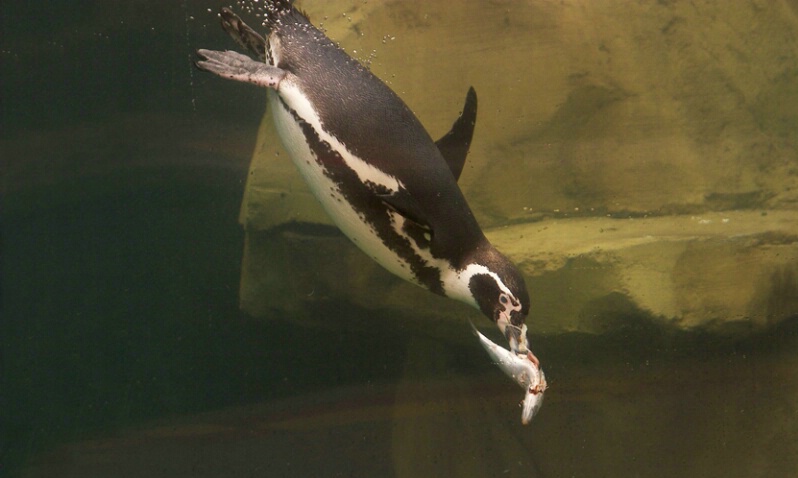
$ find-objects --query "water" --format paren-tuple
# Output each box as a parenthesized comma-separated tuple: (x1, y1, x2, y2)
(3, 1, 798, 477)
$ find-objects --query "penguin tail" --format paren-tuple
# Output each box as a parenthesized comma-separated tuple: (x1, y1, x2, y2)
(262, 0, 297, 26)
(270, 0, 295, 12)
(219, 7, 268, 61)
(217, 2, 298, 60)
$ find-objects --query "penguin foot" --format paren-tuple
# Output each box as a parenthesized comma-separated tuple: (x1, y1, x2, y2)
(196, 49, 286, 89)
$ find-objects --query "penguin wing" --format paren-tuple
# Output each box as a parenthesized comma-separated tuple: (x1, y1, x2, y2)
(434, 87, 477, 182)
(379, 189, 432, 232)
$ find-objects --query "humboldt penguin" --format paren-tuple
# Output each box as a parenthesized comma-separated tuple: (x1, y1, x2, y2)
(196, 1, 546, 423)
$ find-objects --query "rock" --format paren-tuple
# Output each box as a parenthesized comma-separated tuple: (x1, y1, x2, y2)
(235, 0, 798, 339)
(240, 0, 798, 228)
(239, 211, 798, 339)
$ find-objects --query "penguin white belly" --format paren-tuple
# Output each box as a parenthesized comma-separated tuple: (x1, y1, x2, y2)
(267, 88, 419, 286)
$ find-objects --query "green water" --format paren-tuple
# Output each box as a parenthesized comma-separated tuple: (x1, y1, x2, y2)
(4, 178, 798, 476)
(3, 1, 798, 477)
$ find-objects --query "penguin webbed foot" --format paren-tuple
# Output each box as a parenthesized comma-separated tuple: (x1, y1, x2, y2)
(196, 49, 286, 89)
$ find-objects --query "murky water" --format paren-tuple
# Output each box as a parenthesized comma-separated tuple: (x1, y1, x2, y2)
(3, 1, 798, 477)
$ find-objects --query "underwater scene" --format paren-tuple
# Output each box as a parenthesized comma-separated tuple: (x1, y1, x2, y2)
(3, 1, 798, 477)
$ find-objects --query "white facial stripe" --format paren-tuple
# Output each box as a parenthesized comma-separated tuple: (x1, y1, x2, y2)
(448, 263, 516, 308)
(277, 81, 403, 194)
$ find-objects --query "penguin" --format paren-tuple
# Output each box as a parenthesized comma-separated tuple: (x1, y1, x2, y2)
(197, 1, 545, 423)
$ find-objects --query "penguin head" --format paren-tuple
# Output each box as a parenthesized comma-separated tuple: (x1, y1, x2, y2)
(467, 250, 531, 354)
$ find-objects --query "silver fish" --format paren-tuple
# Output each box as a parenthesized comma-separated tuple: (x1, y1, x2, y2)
(473, 325, 547, 425)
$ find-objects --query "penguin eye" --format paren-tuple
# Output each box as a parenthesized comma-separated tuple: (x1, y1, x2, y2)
(500, 295, 509, 305)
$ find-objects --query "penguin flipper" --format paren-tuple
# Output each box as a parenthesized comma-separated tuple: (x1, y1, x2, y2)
(196, 49, 286, 89)
(219, 7, 268, 61)
(435, 87, 478, 182)
(379, 190, 432, 233)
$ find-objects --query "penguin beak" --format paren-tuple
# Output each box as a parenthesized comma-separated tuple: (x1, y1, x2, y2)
(497, 311, 529, 355)
(504, 322, 524, 353)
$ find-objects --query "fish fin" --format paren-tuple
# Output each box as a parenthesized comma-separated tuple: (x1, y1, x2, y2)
(435, 87, 477, 182)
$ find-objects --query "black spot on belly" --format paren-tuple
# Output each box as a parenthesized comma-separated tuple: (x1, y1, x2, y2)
(279, 98, 444, 295)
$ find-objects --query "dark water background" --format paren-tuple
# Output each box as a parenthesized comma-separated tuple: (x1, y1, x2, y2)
(1, 0, 371, 472)
(3, 2, 798, 477)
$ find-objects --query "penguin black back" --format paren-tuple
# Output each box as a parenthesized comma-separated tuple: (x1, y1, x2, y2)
(276, 9, 487, 261)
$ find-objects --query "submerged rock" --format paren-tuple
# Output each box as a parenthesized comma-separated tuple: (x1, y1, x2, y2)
(239, 211, 798, 338)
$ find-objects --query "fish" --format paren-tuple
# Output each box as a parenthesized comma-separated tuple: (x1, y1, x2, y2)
(472, 324, 547, 424)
